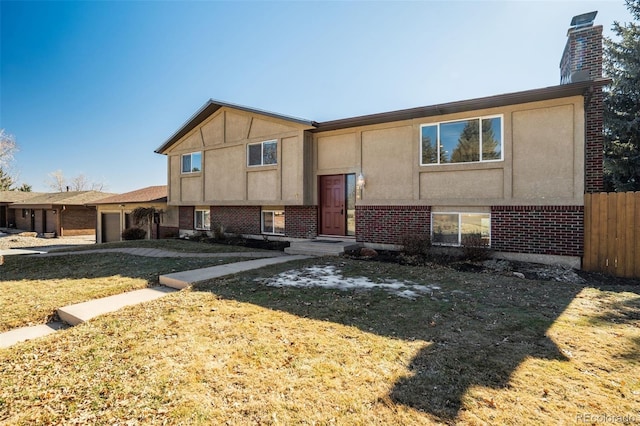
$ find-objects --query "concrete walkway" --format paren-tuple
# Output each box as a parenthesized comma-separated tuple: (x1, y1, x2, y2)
(0, 252, 310, 349)
(36, 247, 286, 258)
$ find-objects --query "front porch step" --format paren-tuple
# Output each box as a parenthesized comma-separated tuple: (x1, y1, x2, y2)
(284, 240, 361, 256)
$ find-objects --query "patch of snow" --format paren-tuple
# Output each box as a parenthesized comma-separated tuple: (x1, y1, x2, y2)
(255, 265, 442, 299)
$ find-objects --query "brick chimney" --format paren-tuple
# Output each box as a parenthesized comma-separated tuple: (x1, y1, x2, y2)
(560, 12, 602, 84)
(559, 12, 605, 193)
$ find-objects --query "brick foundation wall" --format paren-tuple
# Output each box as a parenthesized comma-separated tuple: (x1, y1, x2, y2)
(211, 206, 261, 235)
(491, 205, 583, 257)
(60, 207, 96, 236)
(285, 206, 318, 239)
(356, 205, 431, 245)
(179, 206, 194, 230)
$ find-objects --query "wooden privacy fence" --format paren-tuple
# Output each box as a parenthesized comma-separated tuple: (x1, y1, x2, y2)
(583, 192, 640, 278)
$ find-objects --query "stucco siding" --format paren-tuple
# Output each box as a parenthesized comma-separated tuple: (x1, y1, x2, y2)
(317, 133, 357, 171)
(247, 170, 279, 201)
(421, 168, 504, 200)
(361, 126, 414, 200)
(512, 104, 580, 200)
(282, 136, 303, 202)
(205, 145, 244, 201)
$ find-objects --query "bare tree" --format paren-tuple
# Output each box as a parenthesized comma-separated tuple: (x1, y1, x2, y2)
(47, 170, 107, 192)
(0, 129, 18, 168)
(47, 170, 67, 192)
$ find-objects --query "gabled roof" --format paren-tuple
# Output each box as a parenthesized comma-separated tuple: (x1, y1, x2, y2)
(9, 191, 115, 209)
(0, 191, 45, 204)
(155, 99, 317, 154)
(91, 185, 167, 205)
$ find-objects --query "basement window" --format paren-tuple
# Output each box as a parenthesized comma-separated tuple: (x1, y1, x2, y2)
(261, 209, 285, 235)
(431, 212, 490, 246)
(194, 209, 210, 230)
(248, 140, 277, 166)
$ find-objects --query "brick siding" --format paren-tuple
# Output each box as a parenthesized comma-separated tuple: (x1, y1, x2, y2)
(211, 206, 261, 235)
(356, 205, 431, 245)
(60, 206, 96, 236)
(585, 87, 604, 192)
(490, 205, 583, 257)
(158, 226, 179, 239)
(285, 206, 318, 239)
(179, 206, 194, 230)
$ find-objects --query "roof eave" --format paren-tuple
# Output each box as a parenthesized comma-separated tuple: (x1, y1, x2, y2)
(311, 79, 612, 133)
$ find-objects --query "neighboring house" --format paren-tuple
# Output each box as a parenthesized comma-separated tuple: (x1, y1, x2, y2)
(9, 191, 113, 237)
(155, 16, 605, 266)
(0, 191, 45, 228)
(91, 185, 179, 243)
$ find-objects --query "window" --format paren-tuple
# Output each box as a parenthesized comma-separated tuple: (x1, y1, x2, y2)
(421, 116, 502, 165)
(182, 152, 202, 173)
(248, 140, 277, 166)
(195, 209, 210, 230)
(261, 209, 285, 235)
(431, 212, 490, 246)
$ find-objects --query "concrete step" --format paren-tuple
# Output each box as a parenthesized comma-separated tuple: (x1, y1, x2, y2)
(284, 240, 361, 256)
(57, 286, 177, 326)
(160, 255, 311, 289)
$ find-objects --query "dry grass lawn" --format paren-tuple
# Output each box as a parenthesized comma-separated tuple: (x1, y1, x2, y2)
(1, 255, 638, 425)
(0, 252, 255, 332)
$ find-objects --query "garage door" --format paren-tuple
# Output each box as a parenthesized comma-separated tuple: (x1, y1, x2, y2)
(101, 213, 121, 243)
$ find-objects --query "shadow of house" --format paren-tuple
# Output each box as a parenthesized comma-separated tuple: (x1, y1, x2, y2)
(189, 258, 586, 421)
(9, 191, 114, 237)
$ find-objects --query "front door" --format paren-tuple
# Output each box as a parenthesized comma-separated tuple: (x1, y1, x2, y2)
(320, 175, 346, 235)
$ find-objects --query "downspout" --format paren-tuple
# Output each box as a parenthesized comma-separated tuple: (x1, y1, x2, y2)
(60, 205, 66, 237)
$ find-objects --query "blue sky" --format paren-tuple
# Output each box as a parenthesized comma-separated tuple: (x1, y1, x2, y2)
(0, 0, 632, 193)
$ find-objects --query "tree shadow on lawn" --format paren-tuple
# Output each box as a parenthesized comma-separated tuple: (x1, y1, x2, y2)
(190, 259, 630, 421)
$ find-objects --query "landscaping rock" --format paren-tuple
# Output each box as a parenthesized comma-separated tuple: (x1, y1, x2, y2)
(360, 248, 379, 258)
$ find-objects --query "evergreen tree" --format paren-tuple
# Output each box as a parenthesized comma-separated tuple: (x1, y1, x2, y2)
(0, 168, 15, 191)
(451, 120, 480, 163)
(603, 0, 640, 191)
(481, 119, 500, 160)
(17, 183, 32, 192)
(421, 134, 438, 164)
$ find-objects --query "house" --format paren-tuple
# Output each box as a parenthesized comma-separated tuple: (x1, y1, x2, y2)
(91, 185, 179, 243)
(0, 191, 44, 229)
(9, 191, 113, 237)
(154, 14, 606, 266)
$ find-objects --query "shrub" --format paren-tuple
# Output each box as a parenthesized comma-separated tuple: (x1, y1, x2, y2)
(400, 234, 432, 257)
(461, 233, 492, 262)
(122, 227, 147, 240)
(213, 224, 226, 241)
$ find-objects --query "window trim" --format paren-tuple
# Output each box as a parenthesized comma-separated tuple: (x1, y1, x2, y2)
(430, 212, 491, 247)
(247, 140, 278, 167)
(420, 114, 503, 166)
(261, 209, 285, 235)
(194, 208, 211, 231)
(181, 152, 202, 174)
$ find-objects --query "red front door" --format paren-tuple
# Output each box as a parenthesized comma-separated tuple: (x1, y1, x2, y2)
(320, 175, 345, 235)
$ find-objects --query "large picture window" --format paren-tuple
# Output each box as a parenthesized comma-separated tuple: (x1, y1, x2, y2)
(431, 212, 490, 246)
(182, 152, 202, 173)
(248, 140, 277, 166)
(261, 209, 285, 235)
(421, 116, 502, 165)
(194, 209, 210, 230)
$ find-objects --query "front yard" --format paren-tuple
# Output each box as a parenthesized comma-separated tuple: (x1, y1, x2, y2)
(0, 242, 638, 424)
